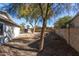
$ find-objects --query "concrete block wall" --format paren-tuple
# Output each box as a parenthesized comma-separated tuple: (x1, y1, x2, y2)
(56, 28, 79, 52)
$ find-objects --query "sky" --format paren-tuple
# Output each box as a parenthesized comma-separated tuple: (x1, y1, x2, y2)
(0, 3, 78, 28)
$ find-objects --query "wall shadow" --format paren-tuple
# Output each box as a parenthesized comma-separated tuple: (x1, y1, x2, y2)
(36, 31, 79, 56)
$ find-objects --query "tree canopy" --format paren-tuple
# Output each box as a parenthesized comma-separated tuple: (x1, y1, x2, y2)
(54, 16, 72, 28)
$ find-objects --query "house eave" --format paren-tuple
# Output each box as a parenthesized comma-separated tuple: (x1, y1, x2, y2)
(0, 11, 20, 28)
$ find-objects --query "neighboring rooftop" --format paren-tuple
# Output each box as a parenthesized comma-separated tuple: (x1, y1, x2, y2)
(0, 11, 20, 27)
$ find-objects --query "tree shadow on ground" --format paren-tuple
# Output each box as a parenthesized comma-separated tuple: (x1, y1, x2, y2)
(29, 31, 79, 56)
(9, 38, 31, 43)
(3, 44, 38, 52)
(3, 38, 39, 52)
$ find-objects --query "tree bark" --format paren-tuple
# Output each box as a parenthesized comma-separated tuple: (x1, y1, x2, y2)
(29, 23, 34, 33)
(39, 19, 46, 51)
(33, 24, 36, 33)
(33, 20, 37, 33)
(39, 3, 49, 51)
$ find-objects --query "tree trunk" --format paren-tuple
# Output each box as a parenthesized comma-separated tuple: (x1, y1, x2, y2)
(33, 25, 36, 33)
(29, 23, 34, 33)
(39, 19, 46, 51)
(33, 20, 37, 33)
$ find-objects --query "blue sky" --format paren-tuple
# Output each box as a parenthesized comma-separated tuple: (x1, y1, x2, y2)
(0, 3, 78, 28)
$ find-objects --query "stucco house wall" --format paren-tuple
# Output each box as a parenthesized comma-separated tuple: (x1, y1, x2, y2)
(0, 11, 20, 44)
(14, 27, 20, 38)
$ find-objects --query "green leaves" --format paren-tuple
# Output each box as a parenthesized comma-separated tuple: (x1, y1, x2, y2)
(54, 16, 72, 28)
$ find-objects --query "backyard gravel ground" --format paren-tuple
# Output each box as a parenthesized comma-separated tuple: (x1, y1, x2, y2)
(0, 32, 79, 56)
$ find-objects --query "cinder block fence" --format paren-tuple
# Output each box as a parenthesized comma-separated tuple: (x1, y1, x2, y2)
(55, 28, 79, 52)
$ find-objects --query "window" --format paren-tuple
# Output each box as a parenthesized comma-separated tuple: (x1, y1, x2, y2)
(0, 23, 3, 35)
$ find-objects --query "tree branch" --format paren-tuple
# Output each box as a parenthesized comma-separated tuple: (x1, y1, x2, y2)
(45, 3, 49, 19)
(38, 3, 44, 19)
(29, 22, 33, 28)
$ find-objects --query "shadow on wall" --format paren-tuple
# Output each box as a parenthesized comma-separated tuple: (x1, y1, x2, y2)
(29, 31, 79, 56)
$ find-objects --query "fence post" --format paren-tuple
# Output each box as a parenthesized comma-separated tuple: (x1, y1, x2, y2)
(67, 24, 70, 44)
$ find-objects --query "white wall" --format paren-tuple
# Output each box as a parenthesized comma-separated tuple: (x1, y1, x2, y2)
(0, 22, 20, 44)
(3, 24, 20, 38)
(14, 27, 20, 38)
(4, 25, 14, 38)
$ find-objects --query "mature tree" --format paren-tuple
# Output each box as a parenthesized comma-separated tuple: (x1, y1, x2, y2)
(2, 3, 79, 51)
(54, 16, 72, 28)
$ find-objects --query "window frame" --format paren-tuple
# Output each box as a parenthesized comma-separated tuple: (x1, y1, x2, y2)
(0, 22, 4, 36)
